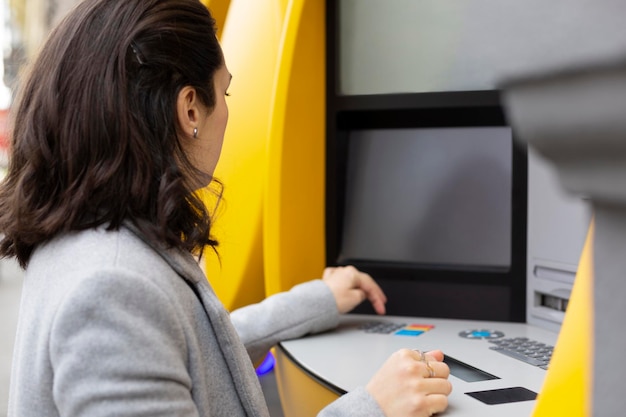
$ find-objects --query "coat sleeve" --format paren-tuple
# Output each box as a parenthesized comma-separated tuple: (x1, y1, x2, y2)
(231, 280, 386, 416)
(230, 279, 339, 363)
(317, 387, 386, 417)
(49, 269, 199, 417)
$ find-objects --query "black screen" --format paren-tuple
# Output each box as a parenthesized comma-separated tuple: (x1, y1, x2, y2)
(443, 355, 500, 382)
(466, 386, 537, 405)
(340, 126, 513, 271)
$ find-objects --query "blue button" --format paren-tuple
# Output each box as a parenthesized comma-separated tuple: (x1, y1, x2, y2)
(395, 329, 424, 336)
(471, 331, 492, 338)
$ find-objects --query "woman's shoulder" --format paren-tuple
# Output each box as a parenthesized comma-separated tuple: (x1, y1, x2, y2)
(26, 226, 186, 301)
(26, 226, 194, 322)
(31, 226, 163, 274)
(25, 225, 201, 318)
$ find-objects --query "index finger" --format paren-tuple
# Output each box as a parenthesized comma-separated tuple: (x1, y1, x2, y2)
(354, 270, 387, 315)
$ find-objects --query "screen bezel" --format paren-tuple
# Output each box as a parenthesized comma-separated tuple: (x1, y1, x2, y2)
(325, 93, 528, 321)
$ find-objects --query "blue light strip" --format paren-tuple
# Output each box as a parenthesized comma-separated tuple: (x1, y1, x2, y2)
(255, 351, 276, 376)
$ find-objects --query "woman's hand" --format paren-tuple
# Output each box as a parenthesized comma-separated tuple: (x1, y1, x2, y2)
(322, 265, 387, 315)
(366, 349, 452, 417)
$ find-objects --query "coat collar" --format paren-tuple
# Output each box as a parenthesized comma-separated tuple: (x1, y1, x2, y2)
(122, 221, 205, 285)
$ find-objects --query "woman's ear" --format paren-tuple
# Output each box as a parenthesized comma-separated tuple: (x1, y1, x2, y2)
(176, 86, 200, 138)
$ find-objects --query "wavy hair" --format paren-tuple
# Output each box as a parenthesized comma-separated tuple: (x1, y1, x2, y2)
(0, 0, 223, 267)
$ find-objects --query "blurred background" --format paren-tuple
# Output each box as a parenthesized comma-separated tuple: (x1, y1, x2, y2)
(1, 0, 94, 165)
(3, 0, 61, 169)
(0, 259, 22, 417)
(1, 0, 79, 107)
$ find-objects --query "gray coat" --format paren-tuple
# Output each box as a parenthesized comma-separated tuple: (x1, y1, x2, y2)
(7, 225, 383, 416)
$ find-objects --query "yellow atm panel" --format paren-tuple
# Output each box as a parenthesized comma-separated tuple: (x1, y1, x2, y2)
(532, 221, 594, 417)
(204, 0, 324, 309)
(263, 0, 326, 297)
(203, 0, 286, 310)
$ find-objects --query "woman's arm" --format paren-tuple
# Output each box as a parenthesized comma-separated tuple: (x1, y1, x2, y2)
(230, 266, 387, 363)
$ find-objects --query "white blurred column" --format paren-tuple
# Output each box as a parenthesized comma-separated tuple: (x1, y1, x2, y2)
(502, 39, 626, 417)
(1, 0, 12, 109)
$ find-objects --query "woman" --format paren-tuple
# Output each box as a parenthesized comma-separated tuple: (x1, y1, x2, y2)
(0, 0, 451, 416)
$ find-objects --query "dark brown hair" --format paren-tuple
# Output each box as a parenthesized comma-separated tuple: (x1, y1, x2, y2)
(0, 0, 223, 267)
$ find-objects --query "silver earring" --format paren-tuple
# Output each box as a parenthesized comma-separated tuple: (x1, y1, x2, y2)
(193, 127, 198, 138)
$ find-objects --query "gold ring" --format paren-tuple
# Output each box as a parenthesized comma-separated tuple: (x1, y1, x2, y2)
(413, 349, 426, 362)
(426, 361, 435, 378)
